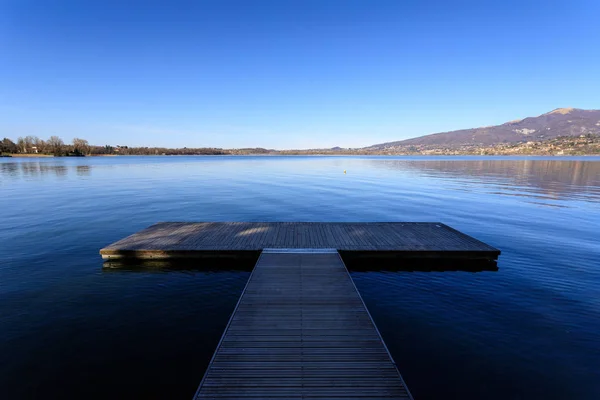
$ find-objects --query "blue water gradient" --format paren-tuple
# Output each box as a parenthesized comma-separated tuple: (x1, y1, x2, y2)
(1, 156, 599, 399)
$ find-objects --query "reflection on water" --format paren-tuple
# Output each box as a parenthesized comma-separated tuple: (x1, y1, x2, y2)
(1, 161, 79, 178)
(340, 254, 498, 272)
(76, 165, 91, 176)
(3, 157, 599, 206)
(103, 255, 499, 273)
(102, 257, 258, 272)
(369, 158, 600, 204)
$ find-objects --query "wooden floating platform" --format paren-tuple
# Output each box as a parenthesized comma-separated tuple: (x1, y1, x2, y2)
(100, 223, 499, 398)
(195, 249, 413, 399)
(100, 222, 500, 260)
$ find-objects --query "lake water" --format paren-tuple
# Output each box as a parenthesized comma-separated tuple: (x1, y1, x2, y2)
(1, 156, 599, 399)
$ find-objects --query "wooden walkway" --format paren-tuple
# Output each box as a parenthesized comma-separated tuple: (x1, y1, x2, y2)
(100, 222, 499, 260)
(195, 249, 413, 399)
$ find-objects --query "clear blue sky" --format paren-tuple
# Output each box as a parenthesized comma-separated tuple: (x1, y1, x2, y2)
(1, 0, 599, 149)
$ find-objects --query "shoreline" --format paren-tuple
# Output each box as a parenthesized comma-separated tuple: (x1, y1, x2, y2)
(2, 153, 600, 158)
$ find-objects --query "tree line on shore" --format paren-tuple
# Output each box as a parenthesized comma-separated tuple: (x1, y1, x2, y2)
(3, 133, 599, 157)
(0, 136, 230, 156)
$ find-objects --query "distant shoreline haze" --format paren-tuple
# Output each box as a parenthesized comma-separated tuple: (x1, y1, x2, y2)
(2, 108, 599, 156)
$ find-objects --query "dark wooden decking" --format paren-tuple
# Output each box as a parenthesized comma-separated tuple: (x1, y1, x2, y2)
(195, 250, 413, 399)
(100, 222, 499, 260)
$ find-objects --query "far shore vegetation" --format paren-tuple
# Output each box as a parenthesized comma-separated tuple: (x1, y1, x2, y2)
(1, 134, 600, 157)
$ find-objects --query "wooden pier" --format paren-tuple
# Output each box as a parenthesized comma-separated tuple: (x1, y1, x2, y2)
(100, 222, 499, 260)
(195, 249, 413, 399)
(100, 222, 500, 399)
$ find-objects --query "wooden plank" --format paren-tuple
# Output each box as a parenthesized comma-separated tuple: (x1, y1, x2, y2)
(100, 222, 500, 260)
(323, 223, 336, 248)
(194, 251, 413, 399)
(255, 222, 270, 250)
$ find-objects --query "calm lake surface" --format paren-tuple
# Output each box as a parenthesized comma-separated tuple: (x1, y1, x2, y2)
(1, 155, 599, 399)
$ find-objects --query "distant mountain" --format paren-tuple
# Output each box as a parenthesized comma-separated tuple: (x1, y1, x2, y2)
(367, 108, 600, 150)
